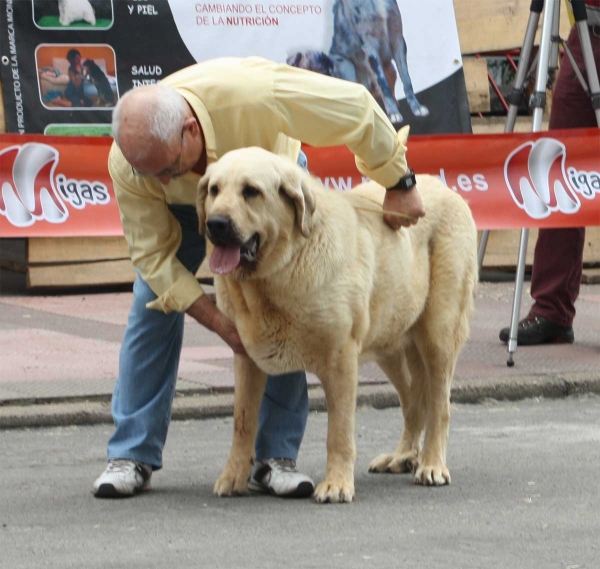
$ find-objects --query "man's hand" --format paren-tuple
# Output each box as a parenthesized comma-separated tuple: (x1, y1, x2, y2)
(187, 294, 247, 356)
(383, 187, 426, 230)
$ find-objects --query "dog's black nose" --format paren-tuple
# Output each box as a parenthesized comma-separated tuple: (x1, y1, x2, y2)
(206, 215, 234, 243)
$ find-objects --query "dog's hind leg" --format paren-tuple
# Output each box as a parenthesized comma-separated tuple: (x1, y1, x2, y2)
(214, 355, 268, 496)
(383, 60, 397, 100)
(408, 269, 473, 486)
(369, 347, 426, 474)
(386, 3, 428, 118)
(84, 5, 96, 26)
(411, 334, 454, 486)
(390, 35, 429, 118)
(314, 343, 359, 504)
(364, 47, 403, 125)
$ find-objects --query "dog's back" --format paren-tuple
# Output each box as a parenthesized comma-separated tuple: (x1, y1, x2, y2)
(338, 176, 478, 356)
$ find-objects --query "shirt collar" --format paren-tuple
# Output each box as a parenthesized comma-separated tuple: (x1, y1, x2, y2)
(176, 88, 218, 164)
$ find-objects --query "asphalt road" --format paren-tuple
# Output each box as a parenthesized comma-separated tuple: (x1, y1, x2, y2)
(1, 395, 599, 569)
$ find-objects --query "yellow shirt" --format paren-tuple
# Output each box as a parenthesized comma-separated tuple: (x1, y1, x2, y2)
(109, 56, 409, 314)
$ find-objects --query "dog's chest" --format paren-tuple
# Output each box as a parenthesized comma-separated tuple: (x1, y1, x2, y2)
(230, 292, 307, 375)
(241, 314, 306, 375)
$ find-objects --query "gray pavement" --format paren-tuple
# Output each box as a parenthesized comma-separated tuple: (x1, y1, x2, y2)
(1, 396, 599, 569)
(0, 269, 599, 428)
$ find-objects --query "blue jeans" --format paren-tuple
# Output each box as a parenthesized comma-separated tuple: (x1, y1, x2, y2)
(108, 152, 309, 470)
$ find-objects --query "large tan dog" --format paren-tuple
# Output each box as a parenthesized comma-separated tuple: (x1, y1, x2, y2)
(197, 147, 478, 503)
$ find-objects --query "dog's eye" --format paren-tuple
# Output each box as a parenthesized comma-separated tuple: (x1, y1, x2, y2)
(209, 185, 219, 197)
(242, 185, 260, 200)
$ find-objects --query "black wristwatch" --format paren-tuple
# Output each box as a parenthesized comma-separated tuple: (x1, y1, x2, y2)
(388, 168, 417, 191)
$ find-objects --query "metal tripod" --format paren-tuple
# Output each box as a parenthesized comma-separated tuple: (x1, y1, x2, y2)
(477, 0, 600, 366)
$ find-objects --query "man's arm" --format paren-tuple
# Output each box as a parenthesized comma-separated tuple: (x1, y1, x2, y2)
(382, 186, 425, 229)
(109, 146, 246, 353)
(187, 296, 247, 355)
(272, 64, 425, 228)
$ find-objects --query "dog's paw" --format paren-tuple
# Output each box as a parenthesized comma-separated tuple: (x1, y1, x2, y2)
(411, 104, 429, 117)
(389, 112, 404, 126)
(213, 461, 252, 497)
(314, 478, 355, 504)
(414, 462, 451, 486)
(368, 451, 418, 474)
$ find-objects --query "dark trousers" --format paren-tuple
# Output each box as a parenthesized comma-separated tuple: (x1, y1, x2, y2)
(530, 25, 600, 327)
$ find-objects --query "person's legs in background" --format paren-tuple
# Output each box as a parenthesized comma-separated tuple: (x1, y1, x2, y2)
(500, 25, 599, 345)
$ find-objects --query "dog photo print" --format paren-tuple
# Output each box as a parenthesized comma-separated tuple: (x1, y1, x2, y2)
(33, 0, 114, 29)
(35, 44, 119, 109)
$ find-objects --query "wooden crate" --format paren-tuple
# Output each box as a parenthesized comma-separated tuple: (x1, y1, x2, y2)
(479, 227, 600, 270)
(0, 237, 213, 289)
(463, 57, 491, 114)
(454, 0, 572, 55)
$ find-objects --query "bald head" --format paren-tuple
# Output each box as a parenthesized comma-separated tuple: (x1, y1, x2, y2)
(112, 84, 189, 164)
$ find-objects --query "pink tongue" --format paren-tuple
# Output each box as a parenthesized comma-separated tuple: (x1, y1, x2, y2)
(209, 246, 241, 275)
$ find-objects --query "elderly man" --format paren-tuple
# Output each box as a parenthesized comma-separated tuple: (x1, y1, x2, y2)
(93, 56, 424, 499)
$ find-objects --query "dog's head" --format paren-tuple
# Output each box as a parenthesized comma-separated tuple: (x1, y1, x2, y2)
(197, 148, 316, 280)
(81, 59, 94, 78)
(82, 59, 98, 74)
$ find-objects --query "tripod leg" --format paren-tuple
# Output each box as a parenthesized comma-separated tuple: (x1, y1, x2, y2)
(507, 229, 529, 366)
(548, 0, 561, 86)
(531, 0, 557, 130)
(480, 1, 543, 278)
(558, 3, 600, 126)
(505, 1, 544, 132)
(575, 23, 600, 126)
(506, 0, 557, 365)
(477, 230, 490, 272)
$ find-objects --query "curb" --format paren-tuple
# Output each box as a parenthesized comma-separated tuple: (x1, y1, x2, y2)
(1, 372, 599, 429)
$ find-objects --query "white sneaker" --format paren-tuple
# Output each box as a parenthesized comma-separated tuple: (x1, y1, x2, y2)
(92, 459, 152, 498)
(248, 458, 314, 498)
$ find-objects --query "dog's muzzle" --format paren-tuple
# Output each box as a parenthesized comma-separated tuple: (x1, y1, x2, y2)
(206, 215, 260, 275)
(206, 215, 239, 247)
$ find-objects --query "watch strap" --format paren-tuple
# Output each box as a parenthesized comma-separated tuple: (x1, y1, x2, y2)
(388, 169, 417, 191)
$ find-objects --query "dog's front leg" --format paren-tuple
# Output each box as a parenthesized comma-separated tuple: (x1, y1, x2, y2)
(314, 346, 358, 504)
(214, 355, 267, 496)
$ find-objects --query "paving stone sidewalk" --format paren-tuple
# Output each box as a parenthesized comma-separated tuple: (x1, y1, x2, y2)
(0, 269, 598, 427)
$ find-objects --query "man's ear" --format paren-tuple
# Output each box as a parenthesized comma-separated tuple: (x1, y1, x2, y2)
(279, 164, 316, 238)
(196, 172, 210, 235)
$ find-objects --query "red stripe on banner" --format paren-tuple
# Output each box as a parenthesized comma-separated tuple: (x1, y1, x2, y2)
(0, 129, 599, 237)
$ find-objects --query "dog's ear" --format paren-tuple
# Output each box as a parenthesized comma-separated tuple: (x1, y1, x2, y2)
(196, 172, 210, 235)
(279, 165, 316, 238)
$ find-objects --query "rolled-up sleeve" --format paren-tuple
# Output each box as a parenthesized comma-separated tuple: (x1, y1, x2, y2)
(109, 146, 204, 314)
(272, 64, 408, 188)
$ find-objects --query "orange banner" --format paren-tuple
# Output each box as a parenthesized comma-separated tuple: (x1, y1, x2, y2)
(1, 129, 599, 237)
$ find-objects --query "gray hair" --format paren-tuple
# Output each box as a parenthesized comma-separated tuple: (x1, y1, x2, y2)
(112, 84, 188, 148)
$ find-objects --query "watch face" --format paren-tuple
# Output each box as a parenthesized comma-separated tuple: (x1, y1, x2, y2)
(390, 171, 416, 190)
(402, 174, 416, 189)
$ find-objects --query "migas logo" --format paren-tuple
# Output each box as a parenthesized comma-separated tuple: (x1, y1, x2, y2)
(0, 143, 110, 228)
(504, 137, 599, 219)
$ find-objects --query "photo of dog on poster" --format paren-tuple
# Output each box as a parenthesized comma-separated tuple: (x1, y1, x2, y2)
(287, 0, 429, 127)
(32, 0, 114, 29)
(82, 59, 116, 106)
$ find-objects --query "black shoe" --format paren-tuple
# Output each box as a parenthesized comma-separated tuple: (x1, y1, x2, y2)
(499, 314, 574, 346)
